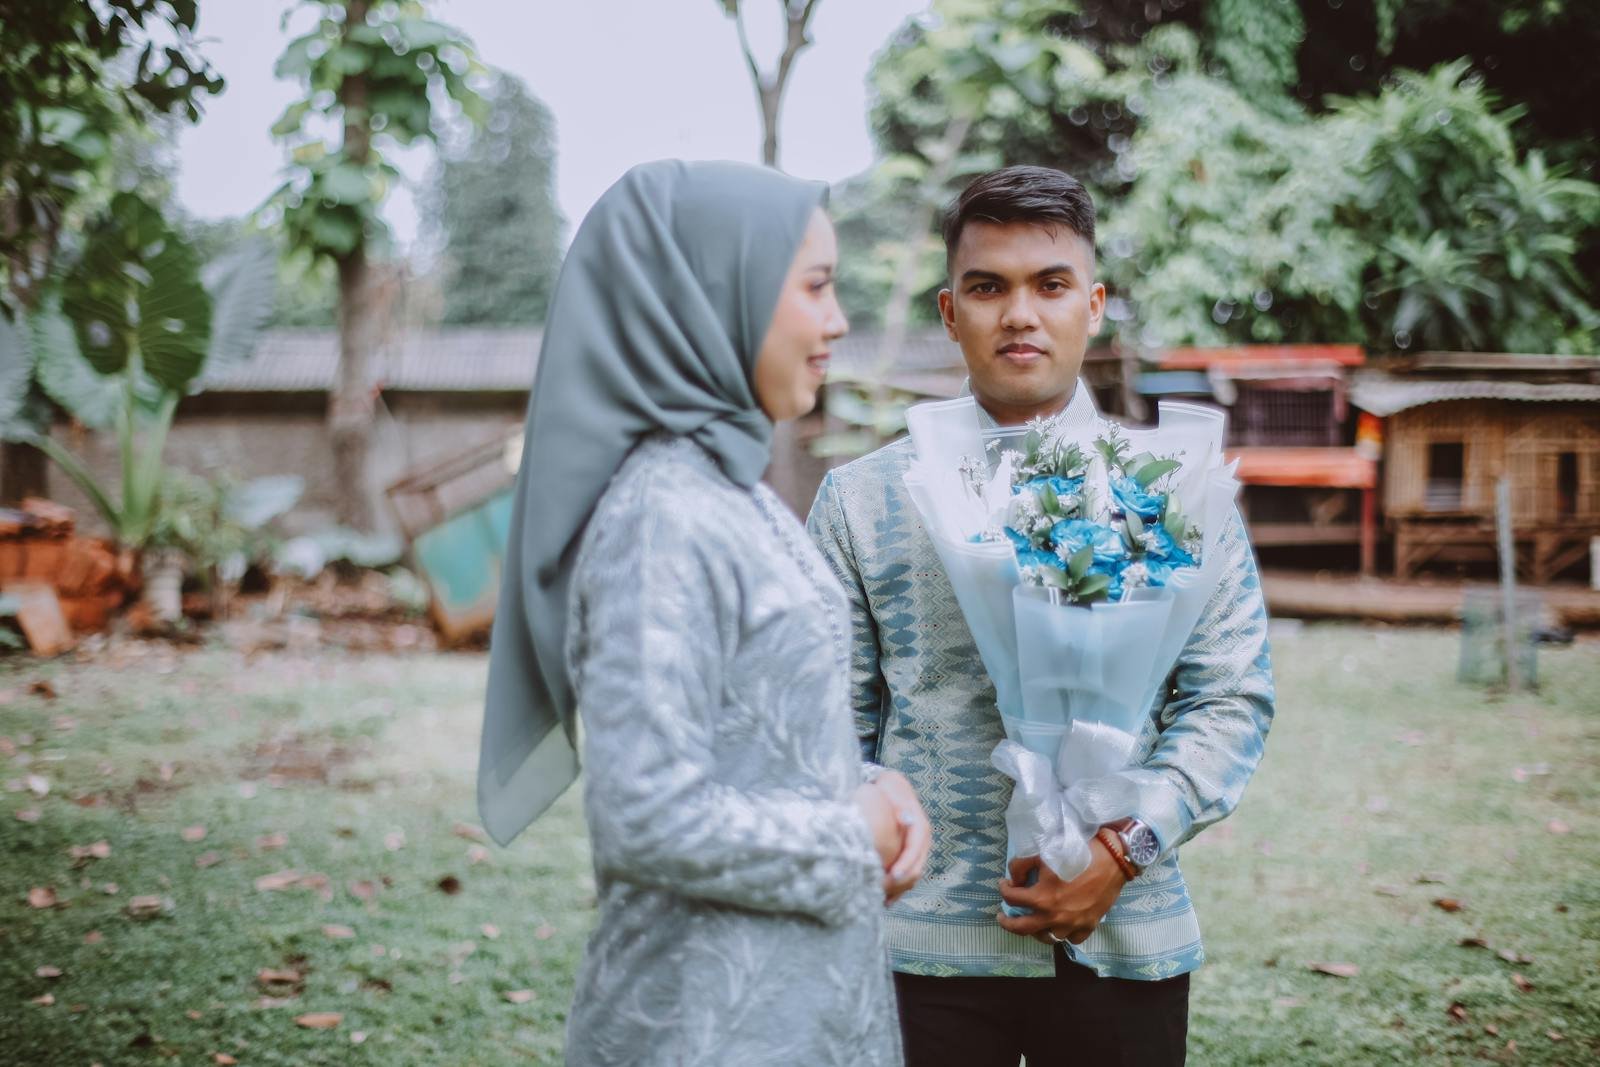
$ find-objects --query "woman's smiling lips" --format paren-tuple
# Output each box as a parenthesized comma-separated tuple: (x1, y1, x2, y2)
(806, 352, 831, 377)
(997, 342, 1046, 366)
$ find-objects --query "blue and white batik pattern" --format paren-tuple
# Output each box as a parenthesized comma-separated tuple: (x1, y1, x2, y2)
(565, 435, 902, 1066)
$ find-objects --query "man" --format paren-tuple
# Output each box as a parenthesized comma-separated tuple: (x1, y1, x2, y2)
(806, 165, 1275, 1066)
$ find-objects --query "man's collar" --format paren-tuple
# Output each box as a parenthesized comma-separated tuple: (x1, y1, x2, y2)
(963, 379, 1100, 434)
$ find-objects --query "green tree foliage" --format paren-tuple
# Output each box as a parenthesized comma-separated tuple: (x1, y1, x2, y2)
(857, 3, 1599, 356)
(1104, 53, 1600, 354)
(0, 0, 222, 306)
(427, 75, 563, 325)
(266, 0, 486, 529)
(0, 0, 223, 502)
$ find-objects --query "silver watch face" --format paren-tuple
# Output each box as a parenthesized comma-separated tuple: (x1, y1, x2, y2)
(1124, 824, 1159, 869)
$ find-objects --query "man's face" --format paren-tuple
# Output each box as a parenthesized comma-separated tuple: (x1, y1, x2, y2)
(938, 220, 1105, 423)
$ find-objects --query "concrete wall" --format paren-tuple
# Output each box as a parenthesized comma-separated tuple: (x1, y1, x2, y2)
(47, 393, 526, 539)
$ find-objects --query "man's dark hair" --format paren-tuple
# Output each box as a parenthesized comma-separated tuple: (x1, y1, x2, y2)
(941, 165, 1096, 267)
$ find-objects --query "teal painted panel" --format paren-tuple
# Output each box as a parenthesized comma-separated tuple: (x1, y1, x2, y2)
(412, 488, 515, 614)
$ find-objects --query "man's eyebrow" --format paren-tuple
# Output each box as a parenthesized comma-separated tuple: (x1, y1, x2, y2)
(958, 264, 1079, 284)
(805, 263, 835, 275)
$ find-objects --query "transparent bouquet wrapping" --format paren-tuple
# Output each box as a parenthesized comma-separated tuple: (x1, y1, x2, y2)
(902, 397, 1241, 907)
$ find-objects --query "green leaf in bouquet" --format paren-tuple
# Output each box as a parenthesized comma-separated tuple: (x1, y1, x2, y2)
(1055, 443, 1085, 479)
(1134, 458, 1182, 489)
(1075, 573, 1111, 602)
(1126, 451, 1156, 473)
(1125, 510, 1146, 540)
(1037, 564, 1071, 591)
(1163, 505, 1188, 542)
(1023, 427, 1042, 461)
(1039, 480, 1060, 517)
(1068, 543, 1093, 580)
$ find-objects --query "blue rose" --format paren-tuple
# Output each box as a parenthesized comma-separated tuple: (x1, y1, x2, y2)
(1110, 475, 1165, 521)
(1049, 519, 1127, 568)
(1025, 475, 1085, 498)
(1141, 523, 1196, 567)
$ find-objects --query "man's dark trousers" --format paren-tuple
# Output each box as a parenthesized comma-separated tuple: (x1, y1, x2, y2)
(893, 945, 1189, 1066)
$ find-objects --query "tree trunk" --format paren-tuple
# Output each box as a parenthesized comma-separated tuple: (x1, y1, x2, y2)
(328, 0, 377, 531)
(872, 114, 975, 425)
(735, 0, 821, 169)
(331, 246, 379, 530)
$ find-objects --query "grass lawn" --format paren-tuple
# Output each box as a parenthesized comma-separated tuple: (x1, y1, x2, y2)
(2, 624, 1596, 1065)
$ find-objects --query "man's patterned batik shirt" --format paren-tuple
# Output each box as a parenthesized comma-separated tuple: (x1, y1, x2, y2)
(805, 383, 1276, 980)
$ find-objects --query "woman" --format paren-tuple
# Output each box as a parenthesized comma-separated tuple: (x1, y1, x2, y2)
(478, 160, 929, 1065)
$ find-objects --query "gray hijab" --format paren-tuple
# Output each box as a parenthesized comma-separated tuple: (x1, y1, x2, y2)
(478, 159, 827, 845)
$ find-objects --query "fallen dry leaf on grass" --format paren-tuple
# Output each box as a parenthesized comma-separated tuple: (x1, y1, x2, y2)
(294, 1012, 342, 1029)
(1372, 884, 1403, 897)
(255, 831, 288, 851)
(35, 966, 62, 979)
(436, 875, 462, 895)
(1547, 1030, 1564, 1042)
(254, 869, 301, 892)
(1447, 1003, 1467, 1022)
(15, 808, 40, 823)
(125, 895, 164, 919)
(466, 845, 490, 865)
(181, 826, 207, 842)
(1545, 819, 1571, 835)
(481, 924, 500, 940)
(1415, 872, 1447, 885)
(28, 680, 57, 699)
(256, 968, 302, 987)
(213, 1054, 237, 1065)
(1432, 898, 1464, 913)
(348, 880, 377, 902)
(1458, 936, 1488, 949)
(1308, 962, 1360, 978)
(30, 993, 54, 1006)
(1485, 1024, 1500, 1036)
(1497, 948, 1533, 965)
(534, 924, 555, 940)
(452, 822, 488, 842)
(68, 840, 111, 863)
(1511, 973, 1534, 992)
(384, 831, 406, 851)
(503, 990, 535, 1004)
(350, 1031, 368, 1045)
(321, 924, 355, 940)
(26, 886, 57, 908)
(25, 775, 49, 797)
(82, 931, 101, 945)
(195, 851, 224, 869)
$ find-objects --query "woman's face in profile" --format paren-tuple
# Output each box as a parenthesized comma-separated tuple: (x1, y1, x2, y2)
(752, 207, 849, 423)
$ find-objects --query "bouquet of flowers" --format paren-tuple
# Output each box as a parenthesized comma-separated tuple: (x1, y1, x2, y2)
(902, 395, 1241, 903)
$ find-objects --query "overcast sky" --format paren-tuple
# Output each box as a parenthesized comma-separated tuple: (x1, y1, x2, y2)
(174, 0, 930, 251)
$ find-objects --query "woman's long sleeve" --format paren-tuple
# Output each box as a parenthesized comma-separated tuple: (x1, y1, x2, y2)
(569, 491, 880, 927)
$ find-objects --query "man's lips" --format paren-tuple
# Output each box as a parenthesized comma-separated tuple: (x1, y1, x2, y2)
(997, 343, 1046, 363)
(806, 352, 830, 375)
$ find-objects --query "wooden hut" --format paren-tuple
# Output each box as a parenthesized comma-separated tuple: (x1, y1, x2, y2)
(1351, 353, 1600, 582)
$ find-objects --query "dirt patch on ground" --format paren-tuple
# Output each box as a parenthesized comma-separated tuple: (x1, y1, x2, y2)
(240, 730, 374, 789)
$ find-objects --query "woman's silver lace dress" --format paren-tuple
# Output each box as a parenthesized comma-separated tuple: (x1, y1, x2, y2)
(562, 436, 903, 1066)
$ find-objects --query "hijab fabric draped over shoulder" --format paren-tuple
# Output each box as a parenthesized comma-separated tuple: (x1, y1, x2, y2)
(478, 159, 827, 845)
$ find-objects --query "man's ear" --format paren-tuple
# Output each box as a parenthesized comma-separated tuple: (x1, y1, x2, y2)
(1087, 281, 1106, 337)
(938, 288, 958, 342)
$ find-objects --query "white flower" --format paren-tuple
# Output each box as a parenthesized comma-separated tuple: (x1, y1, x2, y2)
(1121, 561, 1151, 589)
(1007, 493, 1041, 531)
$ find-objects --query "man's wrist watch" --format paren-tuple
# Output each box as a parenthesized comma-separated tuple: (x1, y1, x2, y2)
(1113, 818, 1160, 875)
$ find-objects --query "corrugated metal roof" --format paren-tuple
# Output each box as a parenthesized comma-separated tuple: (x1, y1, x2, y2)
(1349, 370, 1600, 417)
(198, 328, 966, 393)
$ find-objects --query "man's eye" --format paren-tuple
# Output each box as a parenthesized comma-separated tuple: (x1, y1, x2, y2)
(1041, 280, 1066, 292)
(973, 283, 999, 294)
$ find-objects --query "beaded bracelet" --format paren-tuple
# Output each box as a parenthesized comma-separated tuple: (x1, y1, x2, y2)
(1095, 826, 1140, 882)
